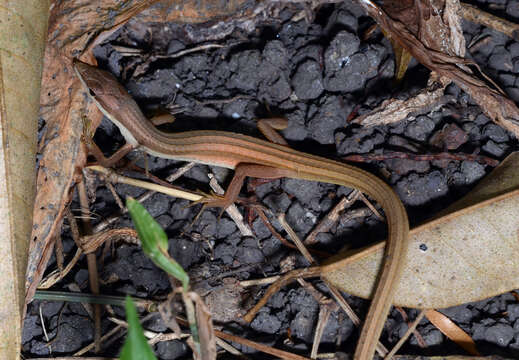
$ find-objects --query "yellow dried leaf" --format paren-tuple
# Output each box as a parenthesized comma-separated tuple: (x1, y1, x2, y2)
(0, 0, 49, 358)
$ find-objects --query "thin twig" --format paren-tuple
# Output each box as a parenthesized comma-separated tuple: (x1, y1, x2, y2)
(106, 182, 125, 210)
(195, 94, 253, 106)
(323, 279, 389, 357)
(461, 2, 519, 41)
(385, 310, 426, 359)
(81, 228, 138, 254)
(254, 207, 332, 257)
(242, 266, 321, 323)
(54, 233, 64, 272)
(254, 206, 294, 247)
(395, 307, 427, 348)
(77, 180, 101, 352)
(73, 313, 156, 356)
(65, 207, 82, 249)
(109, 317, 188, 341)
(311, 305, 332, 359)
(215, 330, 312, 360)
(39, 248, 83, 289)
(208, 173, 254, 237)
(297, 278, 328, 304)
(277, 213, 315, 264)
(155, 44, 224, 59)
(239, 275, 280, 287)
(215, 337, 248, 358)
(67, 283, 94, 319)
(357, 192, 384, 220)
(305, 193, 359, 245)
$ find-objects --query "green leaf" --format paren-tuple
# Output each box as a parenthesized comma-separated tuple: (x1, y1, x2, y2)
(126, 197, 189, 290)
(120, 296, 157, 360)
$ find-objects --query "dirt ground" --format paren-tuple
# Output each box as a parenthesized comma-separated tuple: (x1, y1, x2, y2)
(23, 0, 519, 358)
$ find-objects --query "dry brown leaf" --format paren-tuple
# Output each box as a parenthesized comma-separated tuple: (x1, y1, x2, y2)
(353, 73, 451, 127)
(354, 0, 465, 127)
(0, 0, 49, 358)
(26, 0, 255, 311)
(191, 292, 217, 360)
(425, 309, 480, 356)
(323, 152, 519, 309)
(356, 0, 519, 137)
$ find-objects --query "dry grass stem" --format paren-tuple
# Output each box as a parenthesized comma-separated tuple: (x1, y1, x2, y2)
(87, 165, 202, 202)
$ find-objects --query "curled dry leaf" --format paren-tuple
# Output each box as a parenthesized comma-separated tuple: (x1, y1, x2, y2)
(353, 74, 451, 127)
(323, 152, 519, 309)
(354, 0, 464, 127)
(356, 0, 519, 137)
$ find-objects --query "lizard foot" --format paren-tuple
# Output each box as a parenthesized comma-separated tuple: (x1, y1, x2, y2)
(187, 190, 231, 223)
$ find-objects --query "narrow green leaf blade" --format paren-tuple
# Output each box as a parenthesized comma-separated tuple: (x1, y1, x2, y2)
(126, 197, 168, 252)
(126, 197, 189, 290)
(120, 296, 157, 360)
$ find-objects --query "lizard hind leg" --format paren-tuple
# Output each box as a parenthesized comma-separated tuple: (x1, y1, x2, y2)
(187, 163, 292, 226)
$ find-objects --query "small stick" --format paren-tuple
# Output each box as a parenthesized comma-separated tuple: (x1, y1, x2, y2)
(468, 34, 492, 51)
(106, 182, 125, 210)
(277, 213, 316, 264)
(81, 228, 139, 254)
(214, 330, 312, 360)
(73, 313, 157, 356)
(357, 192, 384, 220)
(253, 207, 332, 257)
(385, 310, 426, 359)
(39, 249, 83, 289)
(311, 305, 333, 359)
(108, 317, 187, 341)
(254, 206, 297, 248)
(54, 232, 64, 272)
(39, 304, 51, 353)
(215, 337, 248, 358)
(67, 283, 95, 319)
(461, 2, 519, 41)
(304, 194, 357, 245)
(65, 207, 82, 249)
(77, 180, 101, 352)
(195, 94, 253, 106)
(239, 275, 280, 287)
(242, 266, 321, 323)
(395, 307, 427, 348)
(207, 173, 254, 237)
(154, 44, 224, 59)
(323, 279, 389, 357)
